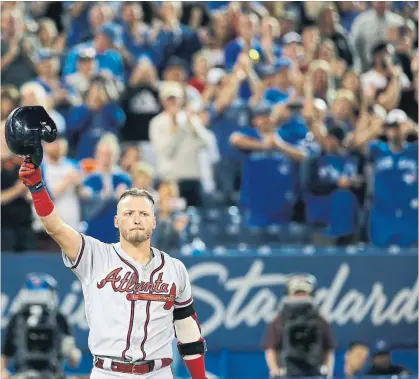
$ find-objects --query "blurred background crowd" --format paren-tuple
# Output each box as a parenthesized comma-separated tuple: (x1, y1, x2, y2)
(1, 0, 418, 253)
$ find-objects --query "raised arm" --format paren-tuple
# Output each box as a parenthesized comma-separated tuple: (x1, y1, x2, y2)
(19, 158, 81, 260)
(348, 115, 384, 149)
(377, 64, 403, 111)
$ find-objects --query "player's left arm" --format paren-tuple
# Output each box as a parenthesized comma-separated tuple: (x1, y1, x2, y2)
(173, 260, 207, 379)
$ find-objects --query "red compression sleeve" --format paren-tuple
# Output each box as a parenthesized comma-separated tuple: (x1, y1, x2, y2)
(184, 355, 206, 379)
(31, 187, 54, 217)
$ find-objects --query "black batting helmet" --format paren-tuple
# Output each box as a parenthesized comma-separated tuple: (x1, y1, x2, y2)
(5, 106, 57, 167)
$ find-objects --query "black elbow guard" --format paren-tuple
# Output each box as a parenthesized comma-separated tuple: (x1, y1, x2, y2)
(178, 339, 207, 357)
(173, 303, 195, 320)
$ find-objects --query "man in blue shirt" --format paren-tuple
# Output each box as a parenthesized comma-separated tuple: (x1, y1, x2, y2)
(225, 13, 264, 100)
(206, 71, 249, 203)
(304, 126, 362, 242)
(230, 103, 307, 228)
(34, 49, 80, 122)
(66, 76, 126, 160)
(263, 57, 294, 106)
(63, 23, 124, 84)
(368, 112, 418, 247)
(80, 134, 132, 243)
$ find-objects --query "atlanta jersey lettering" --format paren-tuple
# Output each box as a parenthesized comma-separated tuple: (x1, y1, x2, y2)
(62, 234, 193, 363)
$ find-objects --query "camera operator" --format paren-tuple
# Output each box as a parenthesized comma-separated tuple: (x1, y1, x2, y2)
(263, 274, 334, 378)
(1, 273, 81, 379)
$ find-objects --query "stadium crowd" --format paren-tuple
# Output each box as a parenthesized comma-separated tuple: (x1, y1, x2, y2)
(1, 1, 418, 252)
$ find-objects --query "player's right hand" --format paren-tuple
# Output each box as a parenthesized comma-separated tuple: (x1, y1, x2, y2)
(19, 157, 42, 187)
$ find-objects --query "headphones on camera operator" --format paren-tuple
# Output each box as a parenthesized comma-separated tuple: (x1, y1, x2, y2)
(278, 273, 325, 377)
(11, 273, 65, 379)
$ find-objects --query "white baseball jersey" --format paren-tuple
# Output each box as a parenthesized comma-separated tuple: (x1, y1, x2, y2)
(62, 234, 193, 376)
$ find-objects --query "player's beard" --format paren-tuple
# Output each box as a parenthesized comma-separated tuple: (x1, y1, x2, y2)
(121, 228, 152, 245)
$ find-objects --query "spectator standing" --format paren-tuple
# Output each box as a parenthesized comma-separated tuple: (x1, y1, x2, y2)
(152, 181, 189, 252)
(1, 7, 37, 87)
(351, 1, 404, 72)
(34, 48, 81, 121)
(224, 13, 262, 71)
(188, 52, 211, 94)
(120, 58, 162, 147)
(23, 17, 66, 59)
(118, 2, 160, 75)
(230, 103, 307, 228)
(327, 89, 358, 132)
(34, 137, 83, 250)
(155, 1, 206, 68)
(315, 39, 348, 84)
(281, 32, 304, 64)
(65, 48, 98, 101)
(79, 134, 132, 243)
(201, 11, 231, 67)
(317, 5, 354, 67)
(64, 2, 93, 48)
(20, 81, 66, 135)
(224, 13, 263, 100)
(368, 112, 418, 247)
(304, 125, 363, 243)
(336, 2, 365, 33)
(67, 76, 126, 160)
(350, 110, 418, 247)
(361, 42, 410, 111)
(64, 23, 124, 85)
(264, 57, 295, 108)
(259, 16, 282, 64)
(204, 55, 263, 203)
(149, 82, 213, 206)
(1, 144, 33, 252)
(1, 86, 20, 121)
(203, 67, 246, 203)
(82, 3, 115, 44)
(161, 56, 202, 112)
(119, 144, 141, 174)
(131, 162, 158, 202)
(306, 59, 336, 105)
(301, 25, 320, 65)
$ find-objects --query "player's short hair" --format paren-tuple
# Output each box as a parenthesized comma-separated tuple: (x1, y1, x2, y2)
(118, 188, 155, 210)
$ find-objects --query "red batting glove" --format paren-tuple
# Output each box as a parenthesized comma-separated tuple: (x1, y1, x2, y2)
(19, 157, 43, 189)
(19, 157, 54, 217)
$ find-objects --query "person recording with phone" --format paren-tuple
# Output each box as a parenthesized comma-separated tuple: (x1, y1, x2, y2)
(361, 42, 410, 112)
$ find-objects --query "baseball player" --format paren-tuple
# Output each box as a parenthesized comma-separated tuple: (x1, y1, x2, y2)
(18, 160, 207, 379)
